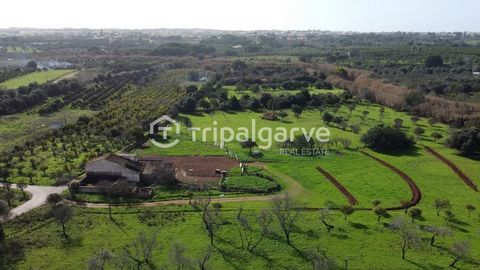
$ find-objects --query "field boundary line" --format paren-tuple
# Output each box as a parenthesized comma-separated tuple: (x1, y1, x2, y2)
(359, 151, 422, 210)
(424, 146, 478, 192)
(315, 166, 358, 205)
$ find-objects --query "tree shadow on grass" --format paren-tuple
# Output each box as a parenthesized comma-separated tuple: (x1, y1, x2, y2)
(370, 145, 422, 157)
(61, 234, 83, 249)
(405, 258, 440, 270)
(349, 222, 369, 230)
(434, 245, 480, 268)
(330, 232, 349, 240)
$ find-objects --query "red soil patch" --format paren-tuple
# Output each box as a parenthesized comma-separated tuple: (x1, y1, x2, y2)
(360, 151, 421, 211)
(424, 146, 478, 192)
(316, 166, 358, 205)
(165, 156, 239, 184)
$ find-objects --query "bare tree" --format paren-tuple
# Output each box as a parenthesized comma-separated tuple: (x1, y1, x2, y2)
(424, 226, 452, 246)
(169, 241, 190, 270)
(87, 249, 113, 270)
(195, 245, 212, 270)
(271, 193, 300, 245)
(319, 208, 334, 232)
(236, 207, 273, 251)
(198, 196, 219, 246)
(117, 232, 158, 270)
(308, 248, 337, 270)
(390, 216, 422, 259)
(450, 240, 470, 268)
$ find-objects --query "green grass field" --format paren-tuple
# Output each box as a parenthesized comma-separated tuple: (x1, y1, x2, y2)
(5, 102, 480, 269)
(225, 85, 344, 99)
(0, 69, 75, 89)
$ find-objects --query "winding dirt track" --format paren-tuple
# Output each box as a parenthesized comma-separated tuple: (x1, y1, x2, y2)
(359, 151, 422, 211)
(424, 146, 478, 192)
(316, 166, 358, 205)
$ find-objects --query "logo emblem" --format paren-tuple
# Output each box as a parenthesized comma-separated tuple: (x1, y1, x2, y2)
(149, 115, 180, 148)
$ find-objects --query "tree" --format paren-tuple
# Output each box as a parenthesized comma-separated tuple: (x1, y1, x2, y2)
(195, 246, 212, 270)
(465, 204, 476, 219)
(199, 99, 211, 112)
(339, 205, 355, 221)
(26, 61, 37, 70)
(16, 180, 27, 199)
(410, 115, 420, 125)
(3, 191, 14, 207)
(198, 197, 219, 246)
(379, 107, 385, 122)
(319, 208, 334, 232)
(240, 138, 257, 154)
(322, 112, 334, 125)
(271, 193, 300, 245)
(428, 118, 438, 127)
(0, 168, 10, 182)
(449, 240, 470, 268)
(361, 110, 370, 123)
(169, 241, 190, 270)
(425, 226, 452, 246)
(408, 208, 422, 223)
(390, 216, 421, 259)
(413, 127, 425, 140)
(360, 125, 415, 152)
(0, 200, 10, 242)
(236, 207, 273, 251)
(47, 193, 63, 205)
(52, 203, 73, 237)
(119, 232, 158, 270)
(433, 198, 451, 216)
(393, 118, 403, 129)
(348, 104, 356, 116)
(447, 127, 480, 156)
(431, 132, 443, 142)
(350, 124, 361, 134)
(425, 55, 444, 67)
(87, 249, 113, 270)
(374, 207, 389, 222)
(291, 104, 303, 119)
(277, 111, 288, 122)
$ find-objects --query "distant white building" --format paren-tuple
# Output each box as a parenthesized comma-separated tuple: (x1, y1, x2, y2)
(473, 71, 480, 76)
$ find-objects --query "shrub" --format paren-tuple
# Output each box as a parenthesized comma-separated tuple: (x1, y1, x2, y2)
(361, 125, 415, 152)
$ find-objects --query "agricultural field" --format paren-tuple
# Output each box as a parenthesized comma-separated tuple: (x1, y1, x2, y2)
(225, 85, 344, 98)
(0, 108, 95, 152)
(1, 28, 480, 270)
(0, 69, 75, 89)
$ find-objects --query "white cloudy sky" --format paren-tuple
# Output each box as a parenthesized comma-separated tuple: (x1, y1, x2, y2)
(1, 0, 479, 32)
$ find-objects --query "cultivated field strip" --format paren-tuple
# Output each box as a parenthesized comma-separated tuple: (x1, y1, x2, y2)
(359, 151, 422, 210)
(424, 146, 479, 192)
(316, 166, 359, 205)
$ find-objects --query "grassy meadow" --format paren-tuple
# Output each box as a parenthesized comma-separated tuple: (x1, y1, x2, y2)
(0, 69, 75, 89)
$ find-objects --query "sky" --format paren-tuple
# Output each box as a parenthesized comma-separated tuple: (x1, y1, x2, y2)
(0, 0, 478, 32)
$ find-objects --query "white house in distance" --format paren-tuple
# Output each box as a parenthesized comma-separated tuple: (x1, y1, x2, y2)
(473, 71, 480, 76)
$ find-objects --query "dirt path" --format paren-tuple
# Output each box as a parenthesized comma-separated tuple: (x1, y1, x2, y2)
(316, 166, 358, 205)
(359, 151, 422, 211)
(67, 162, 305, 209)
(2, 183, 68, 219)
(424, 146, 478, 192)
